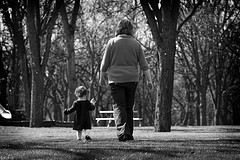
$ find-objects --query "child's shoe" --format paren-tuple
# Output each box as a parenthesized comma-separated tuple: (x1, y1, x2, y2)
(85, 135, 92, 141)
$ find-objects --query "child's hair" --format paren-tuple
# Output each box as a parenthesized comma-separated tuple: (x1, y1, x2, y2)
(75, 86, 87, 98)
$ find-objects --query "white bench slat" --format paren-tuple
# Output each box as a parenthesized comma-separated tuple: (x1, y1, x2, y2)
(133, 118, 142, 120)
(99, 111, 114, 114)
(96, 110, 142, 127)
(99, 111, 138, 114)
(96, 118, 114, 121)
(96, 118, 142, 121)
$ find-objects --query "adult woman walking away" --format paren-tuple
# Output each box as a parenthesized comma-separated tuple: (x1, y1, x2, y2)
(99, 19, 152, 141)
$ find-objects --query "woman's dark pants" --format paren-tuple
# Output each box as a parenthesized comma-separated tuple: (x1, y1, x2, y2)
(110, 82, 138, 139)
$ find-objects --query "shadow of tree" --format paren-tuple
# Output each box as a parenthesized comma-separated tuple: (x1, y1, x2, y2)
(0, 140, 191, 160)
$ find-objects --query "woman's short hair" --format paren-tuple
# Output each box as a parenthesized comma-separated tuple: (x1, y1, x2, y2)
(116, 19, 134, 36)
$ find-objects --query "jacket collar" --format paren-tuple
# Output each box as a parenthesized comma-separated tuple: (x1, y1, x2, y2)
(117, 34, 132, 38)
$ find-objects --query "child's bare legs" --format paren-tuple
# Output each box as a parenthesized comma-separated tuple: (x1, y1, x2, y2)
(77, 130, 82, 140)
(85, 129, 90, 136)
(77, 129, 91, 141)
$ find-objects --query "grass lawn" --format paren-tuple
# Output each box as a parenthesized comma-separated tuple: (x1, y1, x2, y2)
(0, 125, 240, 160)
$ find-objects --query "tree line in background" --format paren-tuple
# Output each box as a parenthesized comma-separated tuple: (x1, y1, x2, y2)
(0, 0, 239, 131)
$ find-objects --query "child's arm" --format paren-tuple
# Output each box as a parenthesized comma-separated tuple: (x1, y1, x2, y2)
(64, 101, 76, 115)
(89, 98, 96, 111)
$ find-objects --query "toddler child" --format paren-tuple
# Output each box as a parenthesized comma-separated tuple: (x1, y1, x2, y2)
(64, 86, 96, 141)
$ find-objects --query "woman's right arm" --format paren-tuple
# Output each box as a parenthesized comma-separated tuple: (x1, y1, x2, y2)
(143, 69, 153, 90)
(99, 40, 112, 85)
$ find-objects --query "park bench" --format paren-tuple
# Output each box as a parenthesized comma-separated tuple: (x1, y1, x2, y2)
(96, 110, 142, 127)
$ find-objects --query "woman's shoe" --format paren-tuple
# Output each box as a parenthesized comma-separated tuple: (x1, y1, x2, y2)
(118, 134, 127, 142)
(127, 135, 134, 140)
(118, 134, 134, 142)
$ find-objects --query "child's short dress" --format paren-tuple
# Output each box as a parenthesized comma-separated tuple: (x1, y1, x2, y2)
(65, 100, 95, 130)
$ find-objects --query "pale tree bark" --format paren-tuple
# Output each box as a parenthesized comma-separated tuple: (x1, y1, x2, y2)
(59, 0, 80, 121)
(26, 0, 61, 127)
(140, 0, 203, 132)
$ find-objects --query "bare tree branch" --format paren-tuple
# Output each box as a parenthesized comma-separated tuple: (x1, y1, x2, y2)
(177, 0, 204, 32)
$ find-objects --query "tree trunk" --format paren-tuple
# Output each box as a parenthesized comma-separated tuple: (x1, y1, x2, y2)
(59, 0, 80, 121)
(30, 71, 44, 127)
(188, 93, 195, 125)
(181, 104, 189, 126)
(155, 40, 175, 131)
(13, 71, 20, 110)
(52, 83, 60, 121)
(27, 0, 60, 127)
(0, 0, 32, 119)
(181, 77, 195, 126)
(211, 50, 227, 125)
(14, 24, 31, 120)
(140, 0, 180, 132)
(201, 90, 207, 125)
(67, 55, 77, 122)
(232, 102, 240, 125)
(201, 60, 210, 126)
(27, 0, 43, 127)
(0, 51, 7, 108)
(196, 99, 201, 125)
